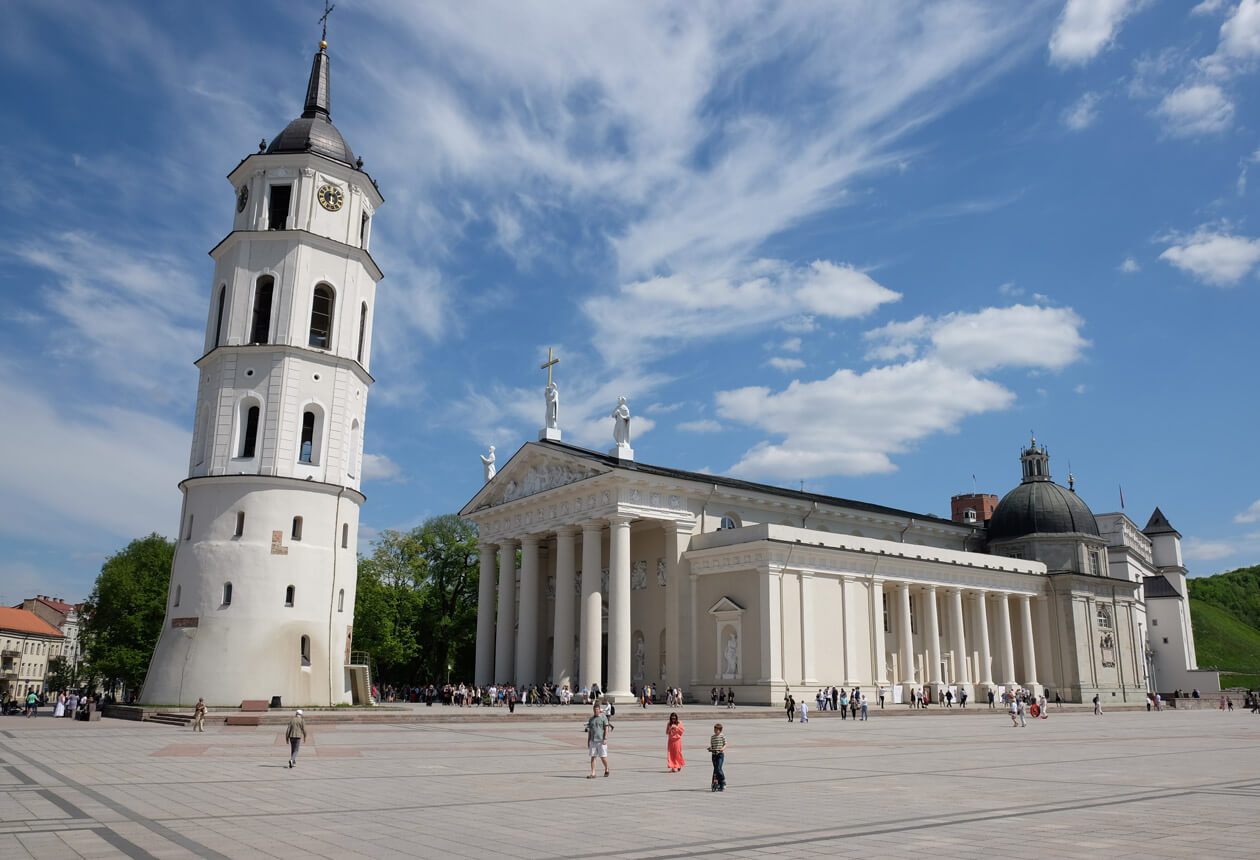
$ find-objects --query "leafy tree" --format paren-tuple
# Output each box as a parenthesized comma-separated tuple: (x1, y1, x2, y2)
(80, 533, 174, 695)
(352, 515, 480, 685)
(1187, 565, 1260, 629)
(45, 655, 79, 692)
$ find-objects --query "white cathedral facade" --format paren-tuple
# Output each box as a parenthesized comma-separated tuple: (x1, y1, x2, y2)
(142, 37, 380, 706)
(464, 424, 1216, 705)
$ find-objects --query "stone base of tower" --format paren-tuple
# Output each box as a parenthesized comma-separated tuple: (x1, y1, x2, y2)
(141, 475, 363, 707)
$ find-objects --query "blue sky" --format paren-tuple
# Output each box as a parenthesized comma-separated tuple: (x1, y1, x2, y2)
(2, 0, 1259, 602)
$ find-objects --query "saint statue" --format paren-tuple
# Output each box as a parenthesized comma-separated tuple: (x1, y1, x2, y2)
(545, 381, 559, 430)
(480, 445, 496, 482)
(611, 395, 631, 447)
(723, 631, 739, 676)
(634, 636, 646, 681)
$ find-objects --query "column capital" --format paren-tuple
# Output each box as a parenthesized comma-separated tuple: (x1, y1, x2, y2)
(554, 525, 579, 537)
(477, 540, 498, 551)
(896, 580, 912, 591)
(606, 513, 634, 526)
(580, 520, 605, 534)
(924, 583, 938, 593)
(497, 536, 518, 548)
(519, 535, 542, 548)
(945, 585, 963, 594)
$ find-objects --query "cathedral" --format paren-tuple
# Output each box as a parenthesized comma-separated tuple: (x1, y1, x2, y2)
(463, 424, 1216, 705)
(142, 33, 379, 706)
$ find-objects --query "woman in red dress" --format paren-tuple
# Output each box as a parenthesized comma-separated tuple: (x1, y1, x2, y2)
(666, 712, 685, 772)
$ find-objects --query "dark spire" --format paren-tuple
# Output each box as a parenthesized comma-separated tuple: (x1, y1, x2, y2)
(302, 44, 331, 120)
(1143, 507, 1181, 537)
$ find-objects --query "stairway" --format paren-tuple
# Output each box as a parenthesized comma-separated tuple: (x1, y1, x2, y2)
(146, 711, 194, 727)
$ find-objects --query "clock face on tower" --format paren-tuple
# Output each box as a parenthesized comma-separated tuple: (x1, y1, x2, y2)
(317, 184, 344, 212)
(236, 184, 249, 213)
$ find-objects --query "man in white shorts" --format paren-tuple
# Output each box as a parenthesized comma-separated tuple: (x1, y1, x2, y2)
(585, 702, 613, 778)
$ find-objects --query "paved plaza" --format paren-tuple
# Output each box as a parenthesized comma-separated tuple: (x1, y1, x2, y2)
(1, 706, 1258, 858)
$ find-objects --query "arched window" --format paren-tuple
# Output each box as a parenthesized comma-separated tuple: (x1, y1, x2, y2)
(300, 635, 311, 667)
(300, 411, 316, 463)
(357, 302, 369, 363)
(222, 582, 233, 606)
(719, 514, 740, 530)
(240, 404, 261, 458)
(292, 516, 303, 541)
(250, 276, 274, 344)
(341, 523, 349, 549)
(338, 589, 345, 612)
(285, 585, 295, 607)
(347, 419, 361, 477)
(308, 284, 335, 349)
(184, 514, 194, 541)
(213, 285, 226, 348)
(174, 585, 181, 607)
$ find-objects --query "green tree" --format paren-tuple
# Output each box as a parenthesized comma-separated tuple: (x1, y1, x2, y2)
(45, 655, 79, 692)
(352, 515, 480, 685)
(80, 533, 174, 696)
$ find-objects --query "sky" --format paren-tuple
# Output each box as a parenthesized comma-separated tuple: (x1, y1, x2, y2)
(2, 0, 1258, 602)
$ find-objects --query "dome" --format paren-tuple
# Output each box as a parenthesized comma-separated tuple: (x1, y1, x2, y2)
(264, 45, 357, 168)
(988, 480, 1100, 541)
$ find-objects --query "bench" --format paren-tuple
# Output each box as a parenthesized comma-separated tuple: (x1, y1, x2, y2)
(239, 700, 269, 712)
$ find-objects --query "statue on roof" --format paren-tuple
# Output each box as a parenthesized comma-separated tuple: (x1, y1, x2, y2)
(480, 445, 496, 482)
(611, 396, 631, 448)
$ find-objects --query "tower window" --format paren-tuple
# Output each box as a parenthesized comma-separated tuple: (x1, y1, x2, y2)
(292, 516, 303, 541)
(241, 405, 261, 458)
(338, 588, 345, 612)
(250, 276, 274, 344)
(308, 284, 335, 349)
(341, 523, 349, 549)
(1088, 551, 1101, 576)
(267, 184, 292, 230)
(348, 419, 360, 478)
(222, 582, 233, 606)
(357, 302, 368, 363)
(234, 511, 245, 537)
(360, 213, 371, 248)
(300, 411, 316, 463)
(184, 514, 194, 541)
(300, 635, 311, 667)
(174, 585, 181, 608)
(285, 585, 295, 607)
(213, 285, 226, 348)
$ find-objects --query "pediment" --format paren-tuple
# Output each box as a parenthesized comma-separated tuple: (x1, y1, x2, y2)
(708, 596, 745, 615)
(467, 444, 608, 511)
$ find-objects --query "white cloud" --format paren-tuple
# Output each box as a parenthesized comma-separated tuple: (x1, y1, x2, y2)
(1062, 91, 1102, 130)
(767, 357, 806, 372)
(1155, 83, 1234, 136)
(678, 419, 723, 434)
(1119, 256, 1141, 273)
(584, 259, 900, 365)
(362, 453, 404, 483)
(1159, 228, 1260, 285)
(646, 401, 685, 415)
(716, 360, 1015, 479)
(997, 281, 1023, 296)
(1191, 0, 1227, 15)
(1049, 0, 1144, 67)
(1202, 0, 1260, 76)
(864, 304, 1089, 372)
(779, 337, 803, 353)
(1074, 383, 1089, 394)
(1183, 537, 1239, 562)
(1233, 500, 1260, 524)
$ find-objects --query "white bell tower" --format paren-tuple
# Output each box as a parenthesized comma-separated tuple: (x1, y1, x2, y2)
(142, 33, 384, 706)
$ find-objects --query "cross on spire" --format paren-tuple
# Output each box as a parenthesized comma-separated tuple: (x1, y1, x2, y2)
(319, 0, 335, 46)
(540, 347, 560, 387)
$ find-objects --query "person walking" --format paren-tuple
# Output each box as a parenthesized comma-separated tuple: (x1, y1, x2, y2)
(708, 723, 727, 792)
(53, 691, 66, 718)
(1092, 693, 1102, 715)
(785, 695, 796, 723)
(860, 692, 869, 721)
(666, 712, 685, 772)
(586, 702, 613, 778)
(193, 697, 207, 732)
(727, 689, 735, 709)
(285, 709, 306, 768)
(1017, 697, 1027, 727)
(987, 688, 996, 709)
(25, 690, 38, 718)
(799, 699, 809, 724)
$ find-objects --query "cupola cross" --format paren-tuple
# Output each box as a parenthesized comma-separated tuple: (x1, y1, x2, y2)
(319, 1, 336, 44)
(540, 347, 560, 387)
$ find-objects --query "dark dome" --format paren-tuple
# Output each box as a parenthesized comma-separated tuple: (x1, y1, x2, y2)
(264, 46, 357, 167)
(267, 115, 355, 166)
(988, 480, 1100, 541)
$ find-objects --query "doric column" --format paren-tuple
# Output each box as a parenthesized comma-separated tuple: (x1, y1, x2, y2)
(995, 592, 1017, 687)
(579, 522, 603, 694)
(924, 585, 942, 687)
(493, 539, 516, 682)
(689, 572, 700, 686)
(799, 573, 816, 685)
(947, 587, 969, 684)
(474, 541, 497, 686)
(973, 590, 993, 687)
(1019, 594, 1038, 688)
(839, 575, 854, 686)
(516, 537, 540, 685)
(605, 514, 633, 699)
(663, 521, 692, 688)
(551, 527, 577, 690)
(897, 582, 916, 686)
(758, 568, 784, 684)
(870, 580, 887, 688)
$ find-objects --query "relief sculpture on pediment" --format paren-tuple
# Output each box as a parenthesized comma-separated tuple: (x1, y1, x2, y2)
(494, 460, 602, 505)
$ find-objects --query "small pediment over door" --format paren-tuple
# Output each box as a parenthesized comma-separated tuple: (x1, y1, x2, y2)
(708, 597, 744, 616)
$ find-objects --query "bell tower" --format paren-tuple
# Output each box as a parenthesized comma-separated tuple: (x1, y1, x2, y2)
(142, 31, 384, 706)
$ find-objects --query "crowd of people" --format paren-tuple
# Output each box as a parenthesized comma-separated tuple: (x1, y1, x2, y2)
(1, 688, 100, 718)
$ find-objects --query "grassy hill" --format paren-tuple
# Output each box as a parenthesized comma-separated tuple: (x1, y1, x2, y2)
(1188, 598, 1260, 690)
(1187, 564, 1260, 628)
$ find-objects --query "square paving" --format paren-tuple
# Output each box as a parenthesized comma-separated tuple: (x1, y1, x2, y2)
(1, 707, 1257, 858)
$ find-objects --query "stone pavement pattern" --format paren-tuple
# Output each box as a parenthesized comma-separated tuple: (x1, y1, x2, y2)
(0, 708, 1257, 858)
